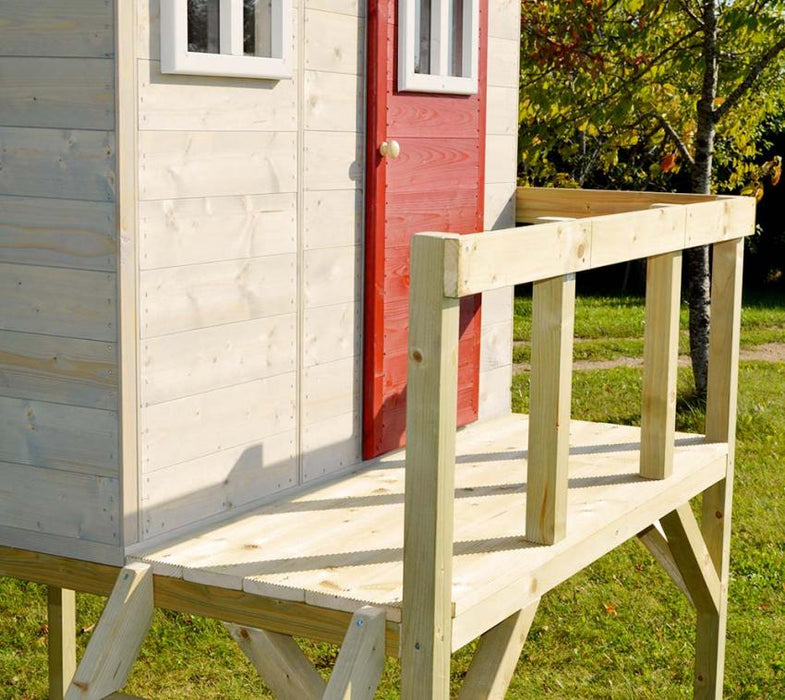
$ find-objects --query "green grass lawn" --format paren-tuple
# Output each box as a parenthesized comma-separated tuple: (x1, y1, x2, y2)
(2, 292, 784, 698)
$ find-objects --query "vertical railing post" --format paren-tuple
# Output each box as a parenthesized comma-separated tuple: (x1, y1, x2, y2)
(526, 273, 576, 545)
(694, 237, 743, 699)
(640, 251, 683, 479)
(401, 235, 460, 699)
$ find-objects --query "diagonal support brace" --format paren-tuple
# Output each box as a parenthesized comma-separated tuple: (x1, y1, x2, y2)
(660, 503, 721, 615)
(65, 563, 153, 700)
(458, 599, 540, 700)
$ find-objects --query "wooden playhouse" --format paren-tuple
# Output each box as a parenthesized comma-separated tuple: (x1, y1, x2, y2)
(0, 0, 755, 698)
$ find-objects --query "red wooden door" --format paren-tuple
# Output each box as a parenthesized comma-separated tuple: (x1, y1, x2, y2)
(363, 0, 488, 459)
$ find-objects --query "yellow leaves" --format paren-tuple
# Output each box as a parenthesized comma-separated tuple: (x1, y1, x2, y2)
(740, 183, 764, 201)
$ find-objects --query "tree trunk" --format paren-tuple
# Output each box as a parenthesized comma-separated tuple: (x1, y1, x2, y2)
(688, 0, 720, 401)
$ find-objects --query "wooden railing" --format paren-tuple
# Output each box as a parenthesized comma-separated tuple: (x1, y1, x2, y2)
(399, 188, 753, 696)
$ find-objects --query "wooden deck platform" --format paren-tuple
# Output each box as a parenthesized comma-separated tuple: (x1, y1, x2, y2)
(131, 412, 728, 653)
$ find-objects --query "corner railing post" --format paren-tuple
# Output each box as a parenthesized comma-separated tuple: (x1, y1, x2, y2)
(401, 234, 460, 700)
(695, 236, 743, 698)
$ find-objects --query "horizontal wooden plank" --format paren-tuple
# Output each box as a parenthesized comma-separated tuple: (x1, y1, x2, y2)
(0, 195, 115, 271)
(0, 57, 114, 130)
(138, 60, 297, 132)
(138, 131, 297, 200)
(139, 194, 296, 270)
(302, 411, 362, 482)
(485, 134, 518, 185)
(303, 247, 361, 309)
(484, 183, 516, 230)
(141, 372, 297, 471)
(0, 546, 401, 656)
(0, 330, 117, 410)
(445, 196, 755, 296)
(0, 263, 116, 341)
(0, 460, 119, 544)
(0, 396, 118, 476)
(0, 528, 121, 566)
(304, 9, 364, 75)
(0, 127, 115, 202)
(303, 302, 360, 367)
(141, 315, 296, 406)
(488, 0, 521, 40)
(303, 190, 364, 250)
(0, 0, 114, 58)
(302, 358, 361, 425)
(486, 87, 518, 137)
(141, 255, 296, 338)
(387, 91, 480, 138)
(487, 37, 519, 88)
(385, 139, 480, 196)
(306, 0, 366, 17)
(303, 131, 364, 191)
(304, 71, 363, 132)
(142, 430, 298, 538)
(516, 187, 718, 222)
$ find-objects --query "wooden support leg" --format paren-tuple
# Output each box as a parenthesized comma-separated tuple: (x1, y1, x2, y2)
(324, 606, 386, 700)
(65, 563, 153, 700)
(48, 586, 76, 700)
(458, 599, 540, 700)
(224, 623, 326, 700)
(692, 236, 743, 698)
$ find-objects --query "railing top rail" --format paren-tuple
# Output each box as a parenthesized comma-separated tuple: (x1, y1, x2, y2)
(419, 194, 754, 298)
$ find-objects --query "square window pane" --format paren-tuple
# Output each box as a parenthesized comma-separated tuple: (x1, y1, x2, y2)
(188, 0, 221, 54)
(244, 0, 273, 57)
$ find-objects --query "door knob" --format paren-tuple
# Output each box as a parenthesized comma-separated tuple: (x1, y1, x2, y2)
(380, 140, 401, 159)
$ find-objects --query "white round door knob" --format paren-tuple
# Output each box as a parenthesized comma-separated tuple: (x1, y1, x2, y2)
(380, 140, 401, 159)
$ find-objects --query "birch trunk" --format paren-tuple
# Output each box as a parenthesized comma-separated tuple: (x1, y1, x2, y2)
(687, 0, 720, 401)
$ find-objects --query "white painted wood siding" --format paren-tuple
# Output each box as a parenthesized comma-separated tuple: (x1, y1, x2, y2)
(0, 0, 121, 564)
(479, 0, 519, 420)
(136, 0, 366, 535)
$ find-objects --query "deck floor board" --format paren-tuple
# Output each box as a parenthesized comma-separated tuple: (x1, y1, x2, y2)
(132, 414, 727, 636)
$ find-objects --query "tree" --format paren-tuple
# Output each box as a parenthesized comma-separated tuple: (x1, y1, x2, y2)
(519, 0, 785, 399)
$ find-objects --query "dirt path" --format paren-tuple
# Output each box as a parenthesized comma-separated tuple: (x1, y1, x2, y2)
(513, 342, 785, 373)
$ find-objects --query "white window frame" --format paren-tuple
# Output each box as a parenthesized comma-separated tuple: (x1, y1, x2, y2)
(161, 0, 292, 80)
(398, 0, 479, 95)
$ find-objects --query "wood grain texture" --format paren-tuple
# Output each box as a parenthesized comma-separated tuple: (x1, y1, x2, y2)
(0, 196, 115, 271)
(0, 263, 116, 341)
(65, 564, 153, 700)
(304, 71, 363, 132)
(401, 235, 460, 699)
(458, 601, 539, 700)
(140, 372, 296, 472)
(0, 331, 117, 410)
(0, 127, 116, 202)
(324, 606, 386, 700)
(138, 60, 297, 132)
(303, 131, 364, 191)
(304, 9, 364, 74)
(225, 625, 326, 700)
(0, 396, 118, 476)
(304, 247, 361, 308)
(0, 57, 114, 130)
(142, 430, 298, 538)
(138, 130, 296, 200)
(140, 255, 296, 338)
(48, 586, 77, 700)
(0, 461, 119, 544)
(0, 0, 114, 58)
(141, 315, 296, 406)
(139, 194, 296, 269)
(640, 251, 682, 479)
(303, 190, 364, 250)
(526, 274, 576, 545)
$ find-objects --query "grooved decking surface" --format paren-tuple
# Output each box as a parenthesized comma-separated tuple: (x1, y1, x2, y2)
(131, 413, 727, 644)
